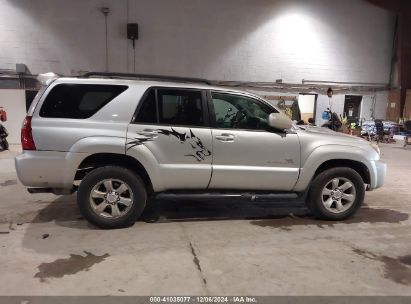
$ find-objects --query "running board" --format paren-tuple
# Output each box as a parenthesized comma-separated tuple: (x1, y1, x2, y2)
(156, 192, 299, 200)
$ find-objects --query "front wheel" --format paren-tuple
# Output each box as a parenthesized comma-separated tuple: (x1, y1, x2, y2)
(307, 167, 365, 220)
(77, 166, 147, 229)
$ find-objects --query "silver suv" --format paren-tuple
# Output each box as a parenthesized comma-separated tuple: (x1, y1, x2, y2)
(15, 72, 386, 229)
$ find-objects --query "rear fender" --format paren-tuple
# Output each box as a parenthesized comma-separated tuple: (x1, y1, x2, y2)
(69, 136, 126, 154)
(70, 136, 162, 190)
(126, 145, 163, 191)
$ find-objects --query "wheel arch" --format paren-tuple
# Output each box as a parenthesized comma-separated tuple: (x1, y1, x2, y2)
(75, 153, 153, 194)
(313, 159, 370, 185)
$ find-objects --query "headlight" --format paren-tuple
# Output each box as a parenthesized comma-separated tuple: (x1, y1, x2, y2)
(370, 142, 380, 156)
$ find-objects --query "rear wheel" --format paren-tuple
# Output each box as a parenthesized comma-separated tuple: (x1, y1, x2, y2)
(307, 167, 365, 220)
(77, 166, 147, 229)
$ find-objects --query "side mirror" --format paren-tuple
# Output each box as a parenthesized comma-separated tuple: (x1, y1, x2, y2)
(268, 112, 293, 130)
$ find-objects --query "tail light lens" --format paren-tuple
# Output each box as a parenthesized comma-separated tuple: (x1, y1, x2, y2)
(21, 116, 36, 150)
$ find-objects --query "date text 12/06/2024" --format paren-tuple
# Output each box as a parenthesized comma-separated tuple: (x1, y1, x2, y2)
(149, 297, 257, 303)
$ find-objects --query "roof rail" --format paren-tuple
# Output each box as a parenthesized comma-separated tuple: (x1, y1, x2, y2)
(80, 72, 212, 85)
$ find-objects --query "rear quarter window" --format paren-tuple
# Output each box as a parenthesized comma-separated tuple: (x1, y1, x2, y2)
(39, 84, 128, 119)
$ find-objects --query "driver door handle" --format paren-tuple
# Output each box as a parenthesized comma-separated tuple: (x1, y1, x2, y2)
(137, 129, 158, 138)
(215, 133, 235, 142)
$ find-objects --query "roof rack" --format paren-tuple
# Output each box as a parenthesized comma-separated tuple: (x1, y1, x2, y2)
(79, 72, 388, 93)
(80, 72, 212, 85)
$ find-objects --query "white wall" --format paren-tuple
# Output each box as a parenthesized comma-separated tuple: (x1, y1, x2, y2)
(374, 91, 389, 119)
(361, 95, 375, 121)
(0, 90, 26, 144)
(0, 0, 394, 84)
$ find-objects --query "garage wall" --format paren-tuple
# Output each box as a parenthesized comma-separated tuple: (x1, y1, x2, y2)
(374, 91, 389, 119)
(0, 0, 394, 84)
(0, 90, 26, 144)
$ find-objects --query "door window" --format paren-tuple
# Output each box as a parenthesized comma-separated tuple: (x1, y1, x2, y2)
(134, 88, 204, 127)
(158, 89, 204, 126)
(211, 92, 276, 130)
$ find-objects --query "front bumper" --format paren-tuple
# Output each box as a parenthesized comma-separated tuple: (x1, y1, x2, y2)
(368, 160, 386, 190)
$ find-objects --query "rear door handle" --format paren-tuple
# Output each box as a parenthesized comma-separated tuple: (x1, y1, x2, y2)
(137, 129, 158, 138)
(215, 133, 235, 142)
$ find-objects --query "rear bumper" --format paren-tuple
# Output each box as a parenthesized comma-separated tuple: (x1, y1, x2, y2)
(15, 150, 88, 189)
(368, 160, 386, 190)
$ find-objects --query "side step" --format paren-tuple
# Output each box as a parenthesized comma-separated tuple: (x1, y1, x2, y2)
(156, 192, 299, 200)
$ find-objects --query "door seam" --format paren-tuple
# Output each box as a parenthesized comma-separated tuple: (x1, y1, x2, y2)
(206, 129, 214, 189)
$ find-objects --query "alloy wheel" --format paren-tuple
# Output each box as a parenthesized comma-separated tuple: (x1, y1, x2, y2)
(321, 177, 356, 214)
(89, 179, 134, 218)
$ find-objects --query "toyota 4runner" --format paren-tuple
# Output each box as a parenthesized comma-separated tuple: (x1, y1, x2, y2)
(15, 72, 386, 228)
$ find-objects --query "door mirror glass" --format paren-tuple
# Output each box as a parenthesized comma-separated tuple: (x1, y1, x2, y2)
(268, 113, 293, 130)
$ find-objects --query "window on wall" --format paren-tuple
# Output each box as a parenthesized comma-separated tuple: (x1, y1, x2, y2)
(211, 92, 276, 130)
(134, 88, 205, 127)
(40, 84, 128, 119)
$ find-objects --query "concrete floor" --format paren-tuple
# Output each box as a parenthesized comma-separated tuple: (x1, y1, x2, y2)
(0, 143, 410, 295)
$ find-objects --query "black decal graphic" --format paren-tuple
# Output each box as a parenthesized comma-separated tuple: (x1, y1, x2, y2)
(183, 129, 211, 162)
(127, 138, 153, 150)
(127, 128, 211, 162)
(126, 137, 153, 150)
(157, 128, 187, 142)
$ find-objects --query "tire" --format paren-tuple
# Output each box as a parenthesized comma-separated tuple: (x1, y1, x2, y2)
(77, 166, 147, 229)
(306, 167, 365, 220)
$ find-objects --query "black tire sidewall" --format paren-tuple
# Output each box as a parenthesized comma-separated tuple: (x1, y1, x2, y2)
(308, 167, 365, 220)
(77, 166, 147, 229)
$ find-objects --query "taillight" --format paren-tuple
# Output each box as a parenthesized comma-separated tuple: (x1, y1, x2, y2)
(21, 116, 36, 150)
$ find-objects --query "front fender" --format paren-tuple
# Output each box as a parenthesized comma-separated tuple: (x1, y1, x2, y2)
(293, 144, 375, 192)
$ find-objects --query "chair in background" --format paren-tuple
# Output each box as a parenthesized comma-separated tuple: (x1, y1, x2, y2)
(374, 119, 390, 143)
